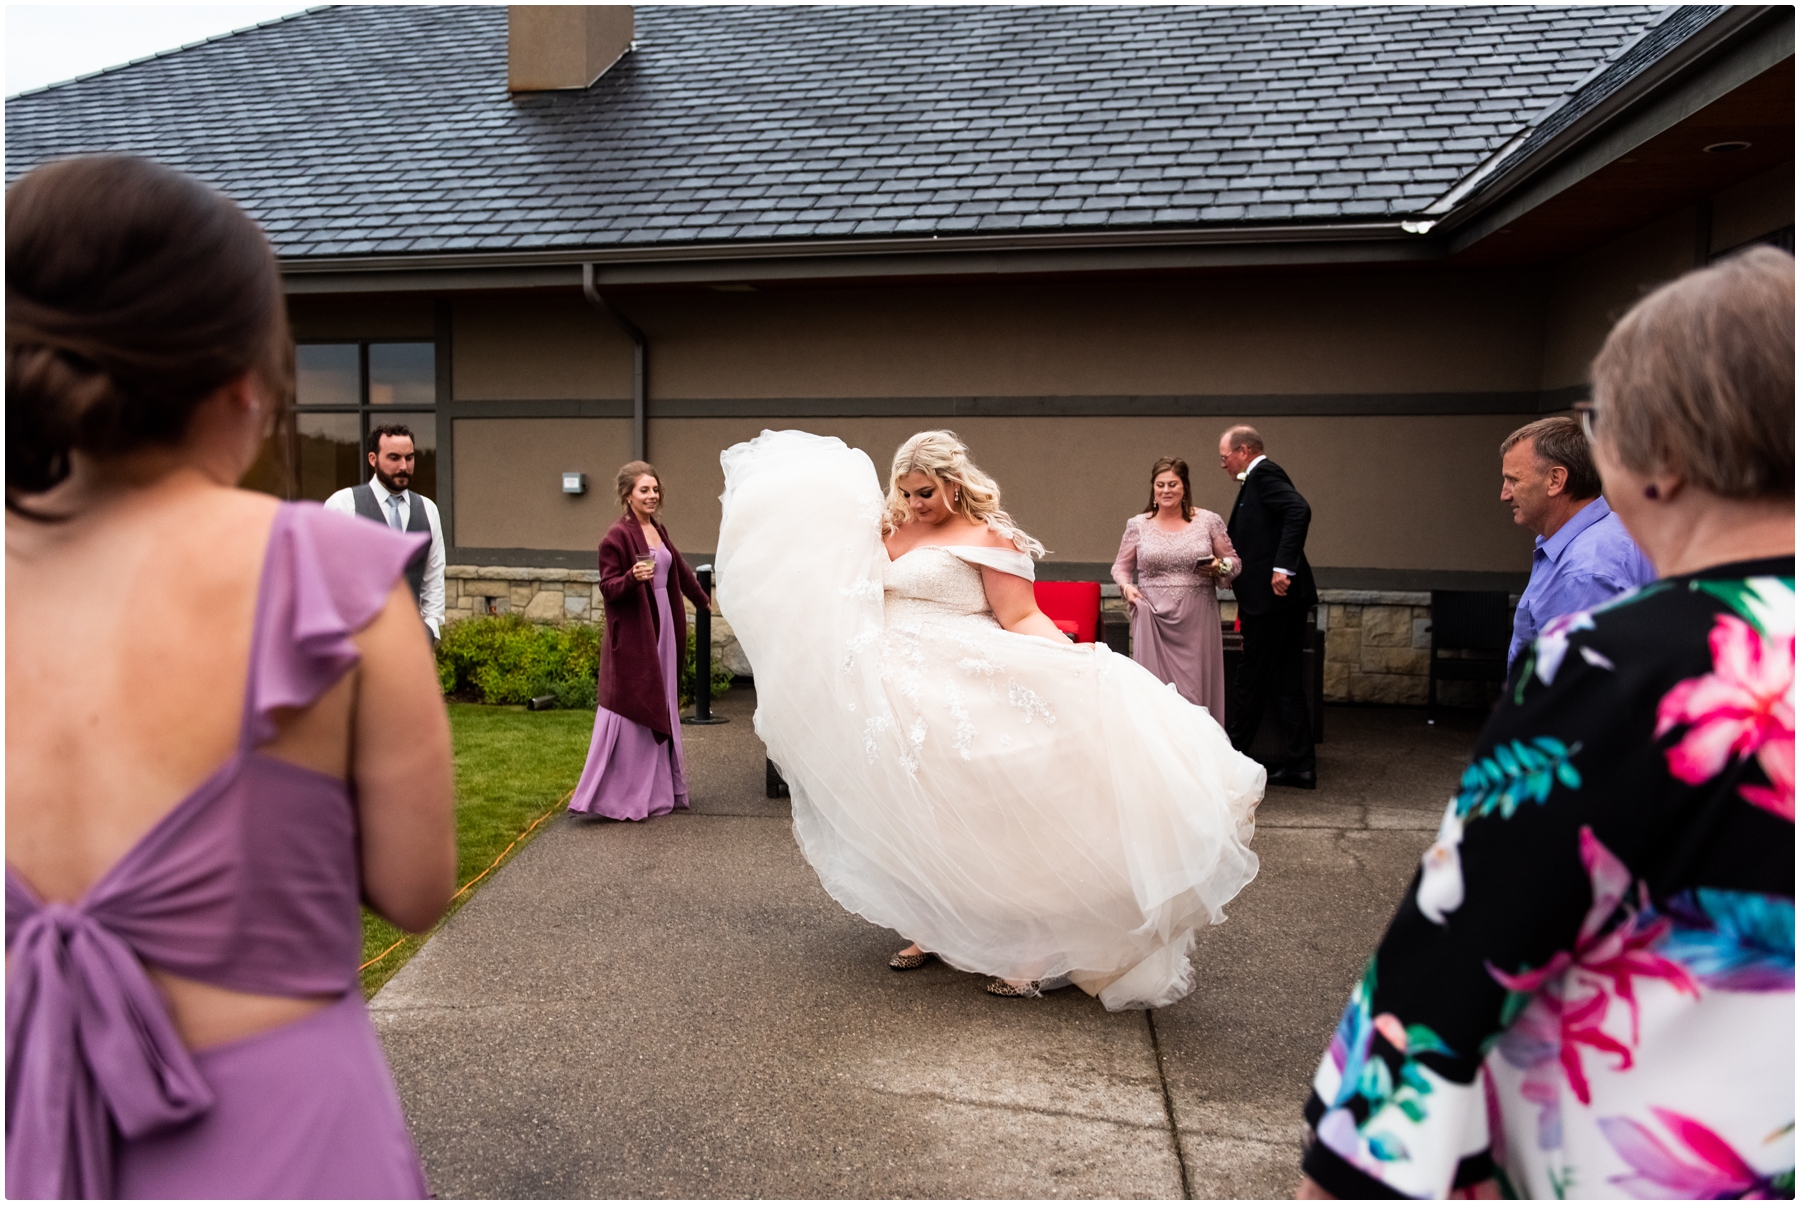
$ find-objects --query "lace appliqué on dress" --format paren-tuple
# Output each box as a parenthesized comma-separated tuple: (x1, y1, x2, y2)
(1007, 681, 1056, 725)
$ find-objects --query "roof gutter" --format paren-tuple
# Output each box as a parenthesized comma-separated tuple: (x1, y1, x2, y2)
(1419, 5, 1782, 245)
(280, 218, 1433, 290)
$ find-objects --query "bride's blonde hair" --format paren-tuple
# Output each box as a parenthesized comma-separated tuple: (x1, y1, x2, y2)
(883, 430, 1046, 557)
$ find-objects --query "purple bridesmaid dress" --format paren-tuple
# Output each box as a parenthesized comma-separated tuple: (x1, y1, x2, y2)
(568, 542, 691, 819)
(6, 504, 431, 1199)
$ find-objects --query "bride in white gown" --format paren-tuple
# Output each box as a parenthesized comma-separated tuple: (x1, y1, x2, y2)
(716, 429, 1263, 1010)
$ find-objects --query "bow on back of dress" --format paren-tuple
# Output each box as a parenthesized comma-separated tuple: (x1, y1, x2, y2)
(6, 883, 214, 1199)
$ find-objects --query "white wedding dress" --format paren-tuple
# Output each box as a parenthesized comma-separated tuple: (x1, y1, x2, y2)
(716, 430, 1263, 1009)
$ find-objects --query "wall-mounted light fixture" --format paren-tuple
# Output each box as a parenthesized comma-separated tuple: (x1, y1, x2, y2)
(1704, 141, 1753, 154)
(563, 472, 587, 495)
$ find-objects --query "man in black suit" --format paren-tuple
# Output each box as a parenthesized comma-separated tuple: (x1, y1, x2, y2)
(1219, 425, 1318, 789)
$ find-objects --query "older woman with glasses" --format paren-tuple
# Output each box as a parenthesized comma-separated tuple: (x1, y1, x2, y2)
(1298, 246, 1794, 1200)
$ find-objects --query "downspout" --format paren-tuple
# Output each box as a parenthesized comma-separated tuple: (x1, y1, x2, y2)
(582, 262, 646, 461)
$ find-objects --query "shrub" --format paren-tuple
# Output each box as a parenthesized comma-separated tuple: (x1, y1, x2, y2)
(436, 613, 731, 710)
(437, 614, 599, 707)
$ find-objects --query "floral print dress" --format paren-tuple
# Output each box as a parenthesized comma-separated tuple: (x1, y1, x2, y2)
(1303, 558, 1795, 1200)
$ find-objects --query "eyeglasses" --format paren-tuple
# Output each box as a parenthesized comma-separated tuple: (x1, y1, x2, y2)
(1573, 400, 1599, 441)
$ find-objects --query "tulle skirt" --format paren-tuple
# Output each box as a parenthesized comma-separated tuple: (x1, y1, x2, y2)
(716, 430, 1263, 1009)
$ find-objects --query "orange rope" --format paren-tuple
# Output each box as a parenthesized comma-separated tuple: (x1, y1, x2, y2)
(360, 788, 574, 972)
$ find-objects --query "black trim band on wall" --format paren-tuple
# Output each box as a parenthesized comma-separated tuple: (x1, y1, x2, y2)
(450, 547, 601, 570)
(441, 388, 1587, 421)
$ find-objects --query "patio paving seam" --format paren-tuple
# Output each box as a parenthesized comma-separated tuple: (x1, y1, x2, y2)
(1146, 1009, 1195, 1199)
(857, 1084, 1169, 1131)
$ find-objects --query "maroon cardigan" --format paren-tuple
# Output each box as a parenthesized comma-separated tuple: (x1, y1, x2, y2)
(597, 514, 709, 736)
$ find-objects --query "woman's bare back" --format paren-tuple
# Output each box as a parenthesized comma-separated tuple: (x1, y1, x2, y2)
(6, 477, 299, 899)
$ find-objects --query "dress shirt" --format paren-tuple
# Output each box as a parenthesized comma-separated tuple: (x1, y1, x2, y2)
(1236, 455, 1297, 576)
(1509, 495, 1655, 668)
(323, 478, 447, 639)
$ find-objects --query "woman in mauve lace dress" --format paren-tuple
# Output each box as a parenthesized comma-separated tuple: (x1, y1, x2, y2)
(1112, 457, 1239, 725)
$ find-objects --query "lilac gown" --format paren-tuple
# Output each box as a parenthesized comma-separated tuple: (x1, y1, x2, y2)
(6, 504, 430, 1200)
(568, 542, 690, 820)
(1111, 511, 1238, 725)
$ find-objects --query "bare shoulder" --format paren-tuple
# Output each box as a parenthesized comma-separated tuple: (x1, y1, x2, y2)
(970, 521, 1022, 551)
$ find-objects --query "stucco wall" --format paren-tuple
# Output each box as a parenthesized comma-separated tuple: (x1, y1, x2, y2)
(1539, 206, 1702, 390)
(453, 294, 633, 401)
(446, 270, 1549, 403)
(443, 267, 1554, 567)
(452, 416, 633, 549)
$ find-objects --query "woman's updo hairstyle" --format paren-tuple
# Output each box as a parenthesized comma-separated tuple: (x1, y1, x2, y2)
(1589, 244, 1792, 499)
(615, 460, 661, 511)
(884, 429, 1046, 557)
(6, 156, 292, 514)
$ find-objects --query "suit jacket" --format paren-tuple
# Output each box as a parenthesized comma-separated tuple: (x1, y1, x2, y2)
(597, 514, 709, 736)
(1226, 458, 1318, 616)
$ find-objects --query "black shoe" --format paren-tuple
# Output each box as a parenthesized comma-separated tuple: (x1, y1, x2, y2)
(1268, 768, 1317, 790)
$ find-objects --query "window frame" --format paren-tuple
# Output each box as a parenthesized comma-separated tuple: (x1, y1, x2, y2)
(288, 337, 438, 503)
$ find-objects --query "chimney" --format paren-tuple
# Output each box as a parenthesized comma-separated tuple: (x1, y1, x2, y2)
(508, 6, 634, 92)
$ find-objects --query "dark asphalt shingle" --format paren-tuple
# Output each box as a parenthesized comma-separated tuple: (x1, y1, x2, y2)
(4, 5, 1667, 258)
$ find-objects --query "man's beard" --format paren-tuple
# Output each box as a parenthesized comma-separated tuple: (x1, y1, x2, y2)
(374, 466, 411, 493)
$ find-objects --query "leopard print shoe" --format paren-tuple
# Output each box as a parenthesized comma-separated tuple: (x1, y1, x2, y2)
(889, 949, 936, 971)
(985, 977, 1043, 998)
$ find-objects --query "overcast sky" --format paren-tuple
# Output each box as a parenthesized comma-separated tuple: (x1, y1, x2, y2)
(7, 5, 314, 96)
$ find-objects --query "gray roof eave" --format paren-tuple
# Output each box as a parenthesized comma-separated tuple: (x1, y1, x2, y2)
(279, 218, 1442, 291)
(1422, 5, 1786, 247)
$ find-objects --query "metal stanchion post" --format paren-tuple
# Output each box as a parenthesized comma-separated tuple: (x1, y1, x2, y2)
(682, 564, 728, 726)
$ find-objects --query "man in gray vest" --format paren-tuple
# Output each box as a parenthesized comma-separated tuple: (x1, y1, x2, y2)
(324, 423, 446, 640)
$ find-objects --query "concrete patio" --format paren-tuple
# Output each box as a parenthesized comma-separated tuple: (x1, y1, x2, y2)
(371, 687, 1483, 1199)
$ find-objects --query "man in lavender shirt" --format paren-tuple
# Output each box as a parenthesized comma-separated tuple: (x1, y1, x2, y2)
(1500, 415, 1656, 670)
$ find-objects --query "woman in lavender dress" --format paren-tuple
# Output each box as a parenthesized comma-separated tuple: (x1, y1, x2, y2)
(7, 157, 454, 1197)
(568, 462, 711, 821)
(1112, 457, 1239, 725)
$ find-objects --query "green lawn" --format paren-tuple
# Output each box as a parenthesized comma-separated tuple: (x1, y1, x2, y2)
(360, 703, 596, 997)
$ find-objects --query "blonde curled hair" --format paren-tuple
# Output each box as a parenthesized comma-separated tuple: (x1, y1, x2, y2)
(883, 430, 1046, 557)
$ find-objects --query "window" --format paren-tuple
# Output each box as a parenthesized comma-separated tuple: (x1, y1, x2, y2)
(246, 341, 438, 501)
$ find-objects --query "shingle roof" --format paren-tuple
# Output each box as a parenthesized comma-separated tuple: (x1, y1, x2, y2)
(4, 5, 1665, 259)
(1470, 4, 1720, 197)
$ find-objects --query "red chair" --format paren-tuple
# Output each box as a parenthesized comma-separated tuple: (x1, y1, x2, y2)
(1033, 580, 1102, 643)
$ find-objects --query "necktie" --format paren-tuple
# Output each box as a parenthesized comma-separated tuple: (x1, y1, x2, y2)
(386, 493, 404, 531)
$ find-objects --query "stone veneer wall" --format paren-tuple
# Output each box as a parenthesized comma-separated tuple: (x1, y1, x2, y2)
(446, 565, 602, 624)
(451, 567, 1506, 707)
(1317, 589, 1435, 705)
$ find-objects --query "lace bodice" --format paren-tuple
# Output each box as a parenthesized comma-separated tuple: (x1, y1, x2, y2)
(1112, 512, 1237, 592)
(883, 547, 1000, 628)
